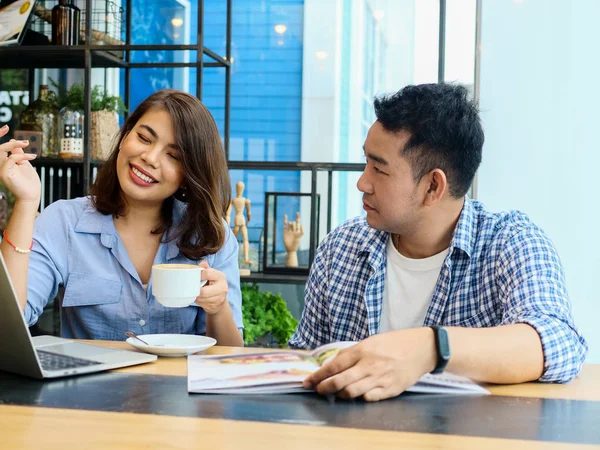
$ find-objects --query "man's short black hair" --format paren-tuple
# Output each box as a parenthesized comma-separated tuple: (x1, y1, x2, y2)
(374, 83, 484, 198)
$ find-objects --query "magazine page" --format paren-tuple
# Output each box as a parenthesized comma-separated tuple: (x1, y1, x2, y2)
(311, 342, 488, 395)
(0, 0, 34, 44)
(408, 373, 490, 395)
(188, 344, 489, 396)
(188, 352, 320, 393)
(310, 341, 357, 366)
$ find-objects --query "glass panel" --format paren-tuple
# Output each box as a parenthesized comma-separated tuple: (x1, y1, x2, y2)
(131, 0, 196, 46)
(229, 169, 302, 237)
(444, 0, 477, 91)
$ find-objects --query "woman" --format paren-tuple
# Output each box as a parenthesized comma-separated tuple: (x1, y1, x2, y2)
(0, 89, 243, 346)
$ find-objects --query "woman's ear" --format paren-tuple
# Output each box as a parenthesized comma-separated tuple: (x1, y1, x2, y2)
(174, 185, 189, 203)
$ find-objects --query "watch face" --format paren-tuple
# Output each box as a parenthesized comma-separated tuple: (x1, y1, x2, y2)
(438, 327, 451, 359)
(431, 326, 451, 374)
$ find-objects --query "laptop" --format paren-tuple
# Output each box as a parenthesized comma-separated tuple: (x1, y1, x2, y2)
(0, 253, 157, 379)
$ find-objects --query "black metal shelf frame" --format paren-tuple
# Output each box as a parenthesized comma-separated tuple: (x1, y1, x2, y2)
(0, 0, 232, 195)
(79, 0, 233, 193)
(228, 161, 365, 268)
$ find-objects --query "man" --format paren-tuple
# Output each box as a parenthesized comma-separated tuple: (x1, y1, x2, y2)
(289, 83, 587, 402)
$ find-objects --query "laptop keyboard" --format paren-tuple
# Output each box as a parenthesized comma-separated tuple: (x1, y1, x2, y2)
(37, 350, 103, 371)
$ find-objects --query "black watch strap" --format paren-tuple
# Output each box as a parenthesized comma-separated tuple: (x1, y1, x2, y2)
(430, 325, 451, 374)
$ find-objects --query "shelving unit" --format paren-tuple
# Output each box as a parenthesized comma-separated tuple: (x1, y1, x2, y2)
(1, 0, 232, 197)
(0, 0, 367, 287)
(240, 273, 308, 286)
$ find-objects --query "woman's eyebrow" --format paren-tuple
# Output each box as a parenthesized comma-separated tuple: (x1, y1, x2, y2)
(138, 124, 177, 149)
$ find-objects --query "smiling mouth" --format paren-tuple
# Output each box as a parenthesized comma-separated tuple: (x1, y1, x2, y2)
(131, 165, 157, 183)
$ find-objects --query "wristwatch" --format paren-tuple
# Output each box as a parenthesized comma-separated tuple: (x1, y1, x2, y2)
(430, 326, 451, 374)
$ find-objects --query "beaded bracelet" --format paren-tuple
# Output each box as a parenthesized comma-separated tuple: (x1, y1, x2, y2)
(2, 230, 33, 254)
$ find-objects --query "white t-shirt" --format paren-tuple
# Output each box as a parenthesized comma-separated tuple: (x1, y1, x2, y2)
(380, 236, 449, 333)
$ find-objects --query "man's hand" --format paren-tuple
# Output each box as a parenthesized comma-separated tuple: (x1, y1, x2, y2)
(194, 260, 229, 315)
(303, 328, 437, 402)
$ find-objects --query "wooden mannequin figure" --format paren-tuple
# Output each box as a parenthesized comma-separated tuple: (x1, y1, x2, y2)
(283, 212, 304, 267)
(227, 181, 252, 273)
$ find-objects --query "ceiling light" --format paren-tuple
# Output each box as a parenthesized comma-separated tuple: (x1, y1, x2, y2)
(373, 10, 385, 21)
(171, 18, 184, 27)
(274, 24, 287, 35)
(315, 51, 328, 60)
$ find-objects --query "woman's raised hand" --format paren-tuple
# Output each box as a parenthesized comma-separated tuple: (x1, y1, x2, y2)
(0, 125, 41, 205)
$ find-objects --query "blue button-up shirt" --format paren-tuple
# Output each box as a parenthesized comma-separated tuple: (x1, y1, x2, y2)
(290, 197, 587, 383)
(24, 197, 243, 340)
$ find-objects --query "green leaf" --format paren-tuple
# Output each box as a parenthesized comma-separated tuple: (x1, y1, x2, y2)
(48, 78, 127, 113)
(241, 283, 298, 347)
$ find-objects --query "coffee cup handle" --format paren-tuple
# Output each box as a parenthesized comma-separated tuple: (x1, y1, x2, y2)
(199, 266, 208, 287)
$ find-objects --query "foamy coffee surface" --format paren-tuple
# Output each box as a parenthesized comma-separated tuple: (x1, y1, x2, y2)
(153, 264, 198, 270)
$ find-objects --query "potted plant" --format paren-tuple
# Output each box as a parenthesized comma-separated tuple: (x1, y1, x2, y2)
(241, 283, 298, 348)
(50, 80, 126, 160)
(89, 85, 126, 161)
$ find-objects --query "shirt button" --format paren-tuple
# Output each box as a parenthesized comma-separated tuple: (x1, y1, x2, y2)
(139, 319, 146, 327)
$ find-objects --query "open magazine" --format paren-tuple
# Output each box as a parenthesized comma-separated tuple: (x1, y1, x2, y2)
(187, 342, 489, 395)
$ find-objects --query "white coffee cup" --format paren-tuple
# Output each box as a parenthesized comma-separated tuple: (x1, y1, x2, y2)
(151, 263, 207, 308)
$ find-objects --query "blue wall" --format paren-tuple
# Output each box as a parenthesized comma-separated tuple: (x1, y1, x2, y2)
(127, 0, 305, 253)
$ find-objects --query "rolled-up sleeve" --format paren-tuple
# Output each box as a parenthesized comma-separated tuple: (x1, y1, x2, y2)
(498, 227, 588, 382)
(25, 203, 68, 326)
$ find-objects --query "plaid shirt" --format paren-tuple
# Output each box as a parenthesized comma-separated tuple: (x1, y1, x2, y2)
(290, 197, 587, 383)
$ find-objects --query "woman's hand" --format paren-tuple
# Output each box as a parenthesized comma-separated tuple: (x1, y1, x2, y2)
(194, 260, 229, 315)
(0, 126, 41, 205)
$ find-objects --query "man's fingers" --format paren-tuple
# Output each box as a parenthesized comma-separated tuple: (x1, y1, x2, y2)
(313, 365, 368, 396)
(0, 125, 8, 138)
(283, 214, 288, 228)
(362, 386, 396, 402)
(337, 375, 381, 400)
(304, 349, 359, 388)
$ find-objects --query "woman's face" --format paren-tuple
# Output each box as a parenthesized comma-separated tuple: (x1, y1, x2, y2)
(116, 108, 185, 208)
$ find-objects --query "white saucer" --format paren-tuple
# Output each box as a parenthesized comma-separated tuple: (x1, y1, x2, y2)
(126, 334, 216, 357)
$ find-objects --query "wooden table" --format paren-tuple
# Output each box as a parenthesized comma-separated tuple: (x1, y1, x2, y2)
(0, 341, 598, 450)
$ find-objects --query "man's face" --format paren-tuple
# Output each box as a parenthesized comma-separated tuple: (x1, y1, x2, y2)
(357, 121, 424, 235)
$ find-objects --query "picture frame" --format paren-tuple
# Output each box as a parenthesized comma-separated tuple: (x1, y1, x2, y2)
(262, 192, 320, 275)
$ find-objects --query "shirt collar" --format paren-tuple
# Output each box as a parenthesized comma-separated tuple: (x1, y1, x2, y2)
(357, 196, 477, 265)
(448, 196, 476, 259)
(73, 197, 186, 259)
(358, 223, 388, 268)
(73, 199, 117, 249)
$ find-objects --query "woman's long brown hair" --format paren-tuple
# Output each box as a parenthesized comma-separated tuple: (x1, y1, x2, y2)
(90, 89, 231, 260)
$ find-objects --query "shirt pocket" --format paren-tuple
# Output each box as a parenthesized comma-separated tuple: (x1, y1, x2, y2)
(62, 273, 122, 340)
(63, 273, 122, 306)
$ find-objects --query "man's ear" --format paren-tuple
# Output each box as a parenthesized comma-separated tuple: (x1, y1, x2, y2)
(423, 169, 447, 206)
